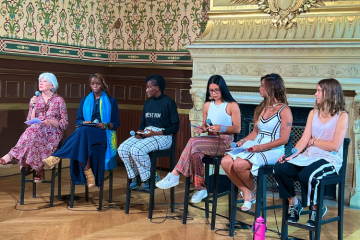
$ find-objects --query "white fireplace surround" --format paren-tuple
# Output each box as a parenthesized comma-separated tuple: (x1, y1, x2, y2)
(187, 42, 360, 207)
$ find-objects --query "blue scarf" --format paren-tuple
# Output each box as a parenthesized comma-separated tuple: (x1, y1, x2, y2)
(83, 91, 117, 170)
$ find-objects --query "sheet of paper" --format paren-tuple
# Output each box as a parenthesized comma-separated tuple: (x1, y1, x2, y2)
(227, 140, 257, 155)
(24, 118, 42, 126)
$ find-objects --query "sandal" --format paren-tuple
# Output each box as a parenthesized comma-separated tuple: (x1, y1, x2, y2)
(238, 188, 257, 201)
(241, 199, 256, 212)
(84, 168, 96, 189)
(34, 169, 45, 183)
(0, 154, 13, 168)
(0, 158, 12, 168)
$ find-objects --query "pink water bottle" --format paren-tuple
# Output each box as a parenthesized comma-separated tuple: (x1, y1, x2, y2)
(252, 216, 267, 240)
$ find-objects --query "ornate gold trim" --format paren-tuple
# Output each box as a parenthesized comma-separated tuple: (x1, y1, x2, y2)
(0, 54, 192, 70)
(229, 1, 340, 29)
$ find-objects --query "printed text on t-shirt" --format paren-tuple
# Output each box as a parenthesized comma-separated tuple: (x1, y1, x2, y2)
(146, 113, 162, 118)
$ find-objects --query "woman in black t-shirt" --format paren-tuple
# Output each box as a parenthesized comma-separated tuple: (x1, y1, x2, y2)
(117, 75, 179, 191)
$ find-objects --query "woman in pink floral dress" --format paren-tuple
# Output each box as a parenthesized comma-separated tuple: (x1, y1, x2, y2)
(0, 73, 68, 182)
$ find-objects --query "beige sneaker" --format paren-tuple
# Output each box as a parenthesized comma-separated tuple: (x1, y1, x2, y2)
(42, 156, 61, 169)
(84, 168, 96, 189)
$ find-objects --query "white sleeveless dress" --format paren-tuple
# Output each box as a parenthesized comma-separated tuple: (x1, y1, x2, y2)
(227, 105, 287, 176)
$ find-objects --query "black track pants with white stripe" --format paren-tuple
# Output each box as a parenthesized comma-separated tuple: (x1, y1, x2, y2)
(274, 159, 336, 207)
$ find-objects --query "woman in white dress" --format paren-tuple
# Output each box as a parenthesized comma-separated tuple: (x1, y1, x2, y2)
(274, 78, 348, 227)
(221, 73, 293, 211)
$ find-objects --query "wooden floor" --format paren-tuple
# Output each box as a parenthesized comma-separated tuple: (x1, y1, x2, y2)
(0, 167, 359, 240)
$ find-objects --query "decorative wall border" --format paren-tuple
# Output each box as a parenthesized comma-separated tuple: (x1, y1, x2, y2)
(0, 37, 192, 66)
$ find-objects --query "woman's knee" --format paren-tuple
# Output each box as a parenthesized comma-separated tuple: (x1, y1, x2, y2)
(274, 162, 288, 177)
(297, 167, 313, 185)
(129, 145, 146, 158)
(187, 137, 199, 148)
(233, 158, 250, 172)
(117, 142, 130, 157)
(274, 162, 297, 181)
(221, 155, 234, 169)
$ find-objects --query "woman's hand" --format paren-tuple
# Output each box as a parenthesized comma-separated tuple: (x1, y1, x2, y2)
(96, 123, 105, 129)
(307, 137, 316, 148)
(208, 125, 221, 133)
(246, 145, 261, 153)
(30, 96, 38, 109)
(135, 130, 144, 139)
(83, 121, 91, 124)
(195, 126, 203, 134)
(276, 154, 294, 164)
(143, 129, 160, 138)
(42, 119, 59, 128)
(236, 138, 247, 147)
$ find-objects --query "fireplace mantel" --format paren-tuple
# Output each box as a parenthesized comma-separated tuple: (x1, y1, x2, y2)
(188, 43, 360, 99)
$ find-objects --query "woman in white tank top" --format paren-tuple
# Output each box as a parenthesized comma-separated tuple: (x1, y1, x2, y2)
(156, 75, 241, 204)
(274, 79, 348, 227)
(222, 73, 293, 211)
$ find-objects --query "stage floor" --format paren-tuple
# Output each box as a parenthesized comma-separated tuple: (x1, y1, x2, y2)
(0, 167, 359, 240)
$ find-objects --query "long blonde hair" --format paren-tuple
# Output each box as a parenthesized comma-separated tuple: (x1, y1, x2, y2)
(253, 73, 288, 124)
(315, 78, 346, 116)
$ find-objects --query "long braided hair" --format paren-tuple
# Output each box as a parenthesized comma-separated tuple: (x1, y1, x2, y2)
(89, 73, 111, 96)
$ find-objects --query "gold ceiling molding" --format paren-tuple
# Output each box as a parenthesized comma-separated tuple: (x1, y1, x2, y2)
(229, 0, 337, 29)
(199, 15, 360, 42)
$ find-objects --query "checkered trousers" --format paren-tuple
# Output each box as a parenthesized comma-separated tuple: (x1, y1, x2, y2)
(117, 126, 172, 182)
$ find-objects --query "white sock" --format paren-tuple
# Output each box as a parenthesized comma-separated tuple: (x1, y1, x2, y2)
(289, 197, 298, 206)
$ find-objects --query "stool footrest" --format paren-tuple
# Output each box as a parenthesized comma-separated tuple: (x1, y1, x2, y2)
(285, 222, 315, 231)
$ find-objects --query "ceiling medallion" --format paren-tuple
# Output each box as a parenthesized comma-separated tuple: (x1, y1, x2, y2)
(230, 0, 335, 29)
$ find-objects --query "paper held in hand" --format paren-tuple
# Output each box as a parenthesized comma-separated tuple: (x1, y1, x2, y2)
(226, 140, 257, 155)
(24, 118, 42, 125)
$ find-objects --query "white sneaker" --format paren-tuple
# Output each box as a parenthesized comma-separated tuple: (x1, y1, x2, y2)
(155, 173, 179, 189)
(191, 189, 208, 203)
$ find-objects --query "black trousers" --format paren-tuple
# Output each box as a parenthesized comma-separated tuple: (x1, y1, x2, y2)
(274, 159, 336, 207)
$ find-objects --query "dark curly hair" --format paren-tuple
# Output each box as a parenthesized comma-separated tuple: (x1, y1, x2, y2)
(145, 75, 166, 94)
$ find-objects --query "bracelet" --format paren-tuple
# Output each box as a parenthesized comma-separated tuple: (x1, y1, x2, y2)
(312, 139, 316, 147)
(219, 125, 227, 133)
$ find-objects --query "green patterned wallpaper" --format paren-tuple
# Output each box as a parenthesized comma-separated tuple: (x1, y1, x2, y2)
(0, 0, 209, 51)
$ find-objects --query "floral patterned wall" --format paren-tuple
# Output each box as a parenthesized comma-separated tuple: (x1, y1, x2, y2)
(0, 0, 209, 51)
